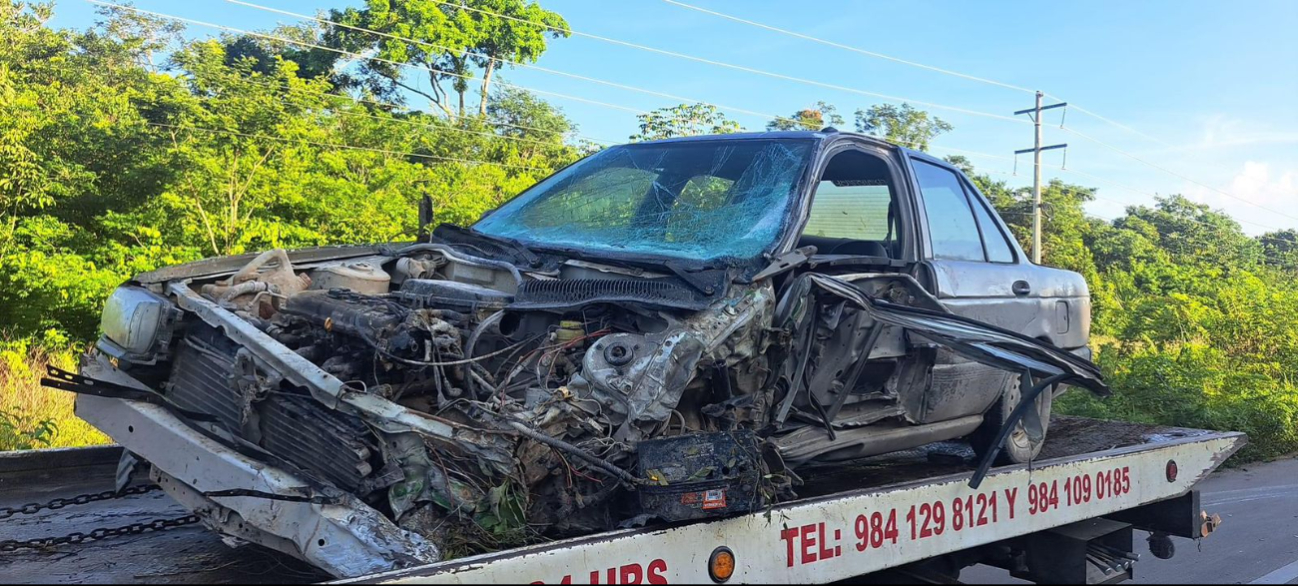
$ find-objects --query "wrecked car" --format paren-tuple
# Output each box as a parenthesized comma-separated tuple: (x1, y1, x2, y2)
(59, 130, 1106, 578)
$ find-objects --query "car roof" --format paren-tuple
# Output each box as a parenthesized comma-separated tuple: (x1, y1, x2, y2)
(635, 129, 909, 153)
(624, 130, 967, 175)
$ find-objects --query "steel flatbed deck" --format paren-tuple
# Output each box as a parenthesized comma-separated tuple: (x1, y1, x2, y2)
(0, 417, 1244, 584)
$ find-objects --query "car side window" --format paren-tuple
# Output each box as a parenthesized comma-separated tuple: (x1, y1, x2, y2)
(966, 187, 1016, 263)
(912, 160, 984, 261)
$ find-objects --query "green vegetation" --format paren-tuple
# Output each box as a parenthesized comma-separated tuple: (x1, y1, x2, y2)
(1, 1, 1295, 461)
(2, 333, 109, 449)
(966, 170, 1298, 462)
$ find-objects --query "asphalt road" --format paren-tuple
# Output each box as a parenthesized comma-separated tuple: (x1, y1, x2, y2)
(963, 456, 1298, 584)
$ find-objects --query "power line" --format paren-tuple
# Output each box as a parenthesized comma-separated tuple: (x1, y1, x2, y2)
(91, 1, 650, 117)
(118, 1, 1019, 164)
(100, 2, 1285, 239)
(1044, 96, 1178, 150)
(1058, 168, 1283, 232)
(224, 0, 1023, 128)
(653, 0, 1174, 156)
(418, 0, 1029, 124)
(229, 0, 1291, 229)
(657, 0, 1036, 95)
(224, 0, 792, 124)
(652, 1, 1289, 228)
(983, 165, 1284, 233)
(233, 0, 1033, 162)
(176, 78, 614, 152)
(1058, 125, 1298, 224)
(146, 122, 551, 171)
(206, 76, 619, 145)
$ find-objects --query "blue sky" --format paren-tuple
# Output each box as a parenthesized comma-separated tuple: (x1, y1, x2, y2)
(52, 0, 1298, 234)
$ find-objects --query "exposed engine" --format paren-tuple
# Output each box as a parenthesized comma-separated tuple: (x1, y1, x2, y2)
(142, 244, 780, 559)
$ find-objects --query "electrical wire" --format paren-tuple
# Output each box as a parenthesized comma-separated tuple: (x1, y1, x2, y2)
(226, 0, 1024, 136)
(643, 0, 1290, 227)
(246, 3, 1024, 163)
(200, 76, 619, 145)
(1057, 125, 1298, 223)
(980, 167, 1285, 233)
(108, 1, 1026, 165)
(658, 0, 1036, 94)
(146, 121, 550, 171)
(1045, 97, 1179, 150)
(96, 2, 1294, 237)
(90, 0, 650, 116)
(224, 0, 791, 123)
(408, 0, 1031, 124)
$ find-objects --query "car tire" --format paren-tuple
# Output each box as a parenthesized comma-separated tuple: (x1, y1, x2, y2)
(968, 374, 1053, 465)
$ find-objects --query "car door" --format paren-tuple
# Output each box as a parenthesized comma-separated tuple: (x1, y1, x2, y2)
(907, 156, 1037, 421)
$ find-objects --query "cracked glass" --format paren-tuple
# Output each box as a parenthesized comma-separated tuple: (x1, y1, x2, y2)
(473, 139, 815, 262)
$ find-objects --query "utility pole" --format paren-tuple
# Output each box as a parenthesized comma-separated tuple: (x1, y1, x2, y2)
(1015, 92, 1067, 264)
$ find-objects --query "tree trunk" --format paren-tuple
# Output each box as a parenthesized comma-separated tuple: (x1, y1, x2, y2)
(479, 59, 496, 117)
(416, 73, 455, 118)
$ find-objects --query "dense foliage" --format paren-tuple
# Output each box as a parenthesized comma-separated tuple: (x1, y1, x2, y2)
(0, 0, 580, 341)
(963, 168, 1298, 461)
(1, 1, 1295, 460)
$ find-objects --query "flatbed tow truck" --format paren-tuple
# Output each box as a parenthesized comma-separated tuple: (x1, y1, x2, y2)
(1, 416, 1243, 584)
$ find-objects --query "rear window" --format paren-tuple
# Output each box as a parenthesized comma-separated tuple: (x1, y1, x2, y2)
(804, 180, 893, 240)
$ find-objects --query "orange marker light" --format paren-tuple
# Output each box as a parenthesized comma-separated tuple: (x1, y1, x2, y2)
(709, 546, 735, 583)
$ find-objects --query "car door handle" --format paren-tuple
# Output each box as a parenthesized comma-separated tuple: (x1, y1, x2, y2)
(1012, 280, 1031, 296)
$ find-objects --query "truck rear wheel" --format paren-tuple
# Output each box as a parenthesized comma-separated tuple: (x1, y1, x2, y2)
(969, 374, 1053, 465)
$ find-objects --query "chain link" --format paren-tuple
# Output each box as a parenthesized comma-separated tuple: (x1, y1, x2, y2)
(0, 484, 161, 520)
(0, 484, 200, 553)
(0, 515, 201, 552)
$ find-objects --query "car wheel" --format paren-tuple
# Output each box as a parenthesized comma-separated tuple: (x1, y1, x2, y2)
(968, 374, 1053, 465)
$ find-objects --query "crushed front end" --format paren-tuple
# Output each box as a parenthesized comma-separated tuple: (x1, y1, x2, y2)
(70, 242, 788, 577)
(66, 239, 1106, 578)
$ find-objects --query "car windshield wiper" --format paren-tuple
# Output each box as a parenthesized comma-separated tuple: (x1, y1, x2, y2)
(434, 225, 541, 267)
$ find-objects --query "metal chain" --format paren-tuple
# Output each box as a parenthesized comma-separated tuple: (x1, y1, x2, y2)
(0, 484, 200, 553)
(0, 515, 201, 552)
(0, 484, 161, 520)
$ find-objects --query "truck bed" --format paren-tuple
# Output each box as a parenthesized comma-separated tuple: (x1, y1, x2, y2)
(0, 447, 327, 584)
(0, 417, 1241, 584)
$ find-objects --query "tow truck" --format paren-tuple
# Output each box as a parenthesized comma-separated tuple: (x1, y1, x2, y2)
(2, 416, 1243, 584)
(0, 131, 1247, 583)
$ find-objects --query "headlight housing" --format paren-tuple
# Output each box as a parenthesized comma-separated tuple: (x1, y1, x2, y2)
(97, 286, 180, 364)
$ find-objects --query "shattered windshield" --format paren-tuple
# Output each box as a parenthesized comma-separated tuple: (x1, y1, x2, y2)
(473, 139, 815, 262)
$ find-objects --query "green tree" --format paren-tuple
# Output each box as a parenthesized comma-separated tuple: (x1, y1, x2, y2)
(0, 1, 580, 338)
(629, 103, 742, 141)
(331, 0, 568, 117)
(220, 23, 349, 84)
(1116, 195, 1261, 271)
(464, 0, 570, 116)
(855, 102, 952, 151)
(766, 101, 843, 131)
(1259, 229, 1298, 274)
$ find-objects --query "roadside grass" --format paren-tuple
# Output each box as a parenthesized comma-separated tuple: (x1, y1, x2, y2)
(1, 335, 110, 451)
(1056, 339, 1298, 465)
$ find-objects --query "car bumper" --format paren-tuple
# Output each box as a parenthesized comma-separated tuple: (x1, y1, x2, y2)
(74, 356, 437, 578)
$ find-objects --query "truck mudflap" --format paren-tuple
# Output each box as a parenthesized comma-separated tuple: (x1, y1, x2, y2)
(338, 430, 1244, 585)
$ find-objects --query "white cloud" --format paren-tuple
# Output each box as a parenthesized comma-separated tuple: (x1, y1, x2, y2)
(1226, 161, 1297, 206)
(1185, 161, 1298, 234)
